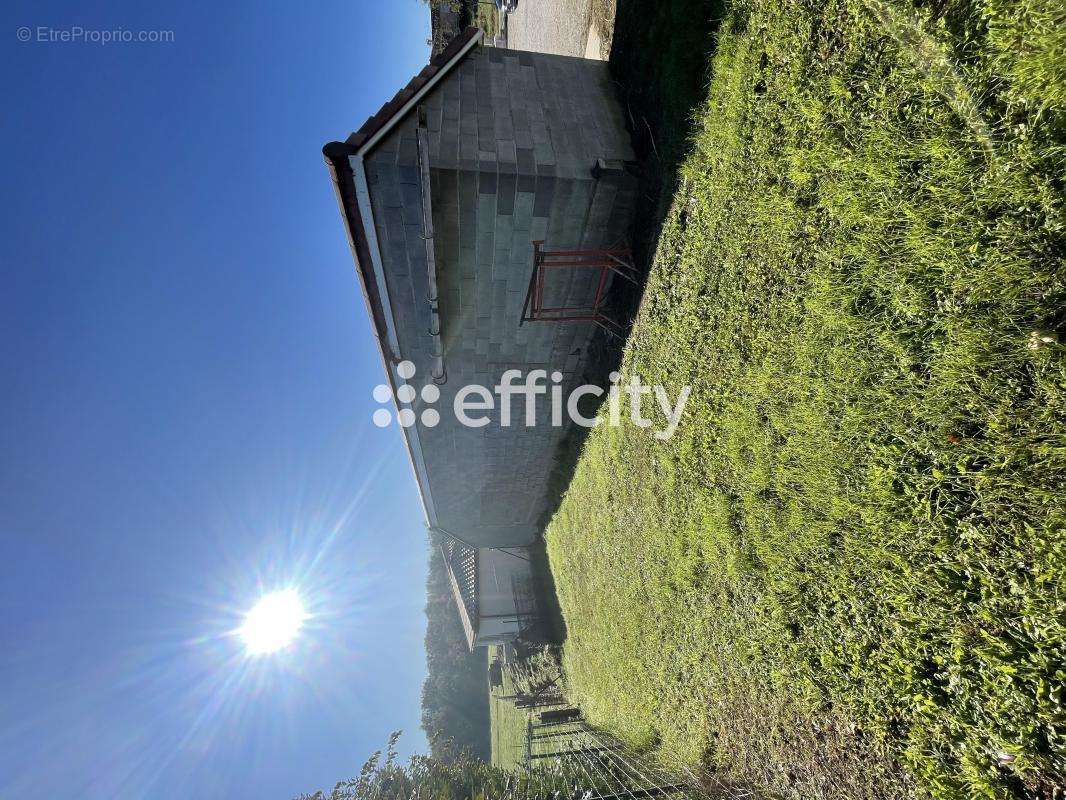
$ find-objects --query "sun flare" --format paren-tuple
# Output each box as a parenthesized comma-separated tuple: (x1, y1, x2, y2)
(239, 589, 306, 655)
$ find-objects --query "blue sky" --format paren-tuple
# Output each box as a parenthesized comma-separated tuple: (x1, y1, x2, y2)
(0, 2, 437, 797)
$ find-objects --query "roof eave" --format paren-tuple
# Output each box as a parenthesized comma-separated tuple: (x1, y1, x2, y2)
(321, 30, 484, 533)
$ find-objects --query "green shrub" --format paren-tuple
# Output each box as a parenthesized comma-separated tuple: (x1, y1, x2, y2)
(295, 732, 586, 800)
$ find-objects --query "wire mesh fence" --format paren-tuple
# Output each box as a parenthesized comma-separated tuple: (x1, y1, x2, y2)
(517, 711, 750, 800)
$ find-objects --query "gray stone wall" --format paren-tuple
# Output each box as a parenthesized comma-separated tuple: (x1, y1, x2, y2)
(362, 46, 636, 547)
(420, 47, 634, 177)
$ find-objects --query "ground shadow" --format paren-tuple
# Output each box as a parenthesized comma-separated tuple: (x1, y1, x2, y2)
(534, 0, 726, 548)
(608, 0, 728, 278)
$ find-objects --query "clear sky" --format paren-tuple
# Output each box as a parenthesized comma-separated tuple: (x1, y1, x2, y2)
(0, 2, 437, 798)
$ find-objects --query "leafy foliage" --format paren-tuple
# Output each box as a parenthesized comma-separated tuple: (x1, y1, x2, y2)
(295, 732, 585, 800)
(548, 0, 1065, 798)
(418, 0, 462, 10)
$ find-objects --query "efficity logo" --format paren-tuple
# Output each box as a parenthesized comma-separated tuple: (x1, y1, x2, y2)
(372, 361, 690, 441)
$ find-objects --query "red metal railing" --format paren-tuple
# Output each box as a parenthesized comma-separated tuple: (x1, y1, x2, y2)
(520, 241, 639, 333)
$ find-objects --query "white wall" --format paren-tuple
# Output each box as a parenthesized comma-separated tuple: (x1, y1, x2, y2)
(474, 548, 533, 645)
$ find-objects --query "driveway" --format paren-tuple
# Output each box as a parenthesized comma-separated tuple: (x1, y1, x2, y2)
(505, 0, 598, 59)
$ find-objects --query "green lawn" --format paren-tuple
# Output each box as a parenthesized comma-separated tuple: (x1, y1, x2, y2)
(488, 646, 530, 769)
(547, 1, 1065, 799)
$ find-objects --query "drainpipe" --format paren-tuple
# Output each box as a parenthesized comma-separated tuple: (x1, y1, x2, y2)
(416, 113, 447, 385)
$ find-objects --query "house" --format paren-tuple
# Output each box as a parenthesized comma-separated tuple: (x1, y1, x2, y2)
(323, 28, 637, 647)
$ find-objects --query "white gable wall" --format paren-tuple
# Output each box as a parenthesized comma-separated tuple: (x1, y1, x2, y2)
(473, 548, 533, 645)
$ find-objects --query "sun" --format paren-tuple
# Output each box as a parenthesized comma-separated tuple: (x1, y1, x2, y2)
(239, 589, 306, 655)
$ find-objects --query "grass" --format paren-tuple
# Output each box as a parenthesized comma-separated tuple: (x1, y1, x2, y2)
(488, 646, 576, 770)
(488, 646, 530, 769)
(546, 1, 1066, 798)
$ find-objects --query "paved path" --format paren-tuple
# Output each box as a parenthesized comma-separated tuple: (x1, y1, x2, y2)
(505, 0, 597, 59)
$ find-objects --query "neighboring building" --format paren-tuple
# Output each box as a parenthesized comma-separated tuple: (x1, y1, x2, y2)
(442, 538, 534, 647)
(323, 28, 636, 647)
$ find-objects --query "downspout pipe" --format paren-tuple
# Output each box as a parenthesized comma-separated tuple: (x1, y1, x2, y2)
(416, 112, 446, 385)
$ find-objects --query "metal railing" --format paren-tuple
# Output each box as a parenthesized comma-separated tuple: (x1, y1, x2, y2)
(520, 241, 640, 334)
